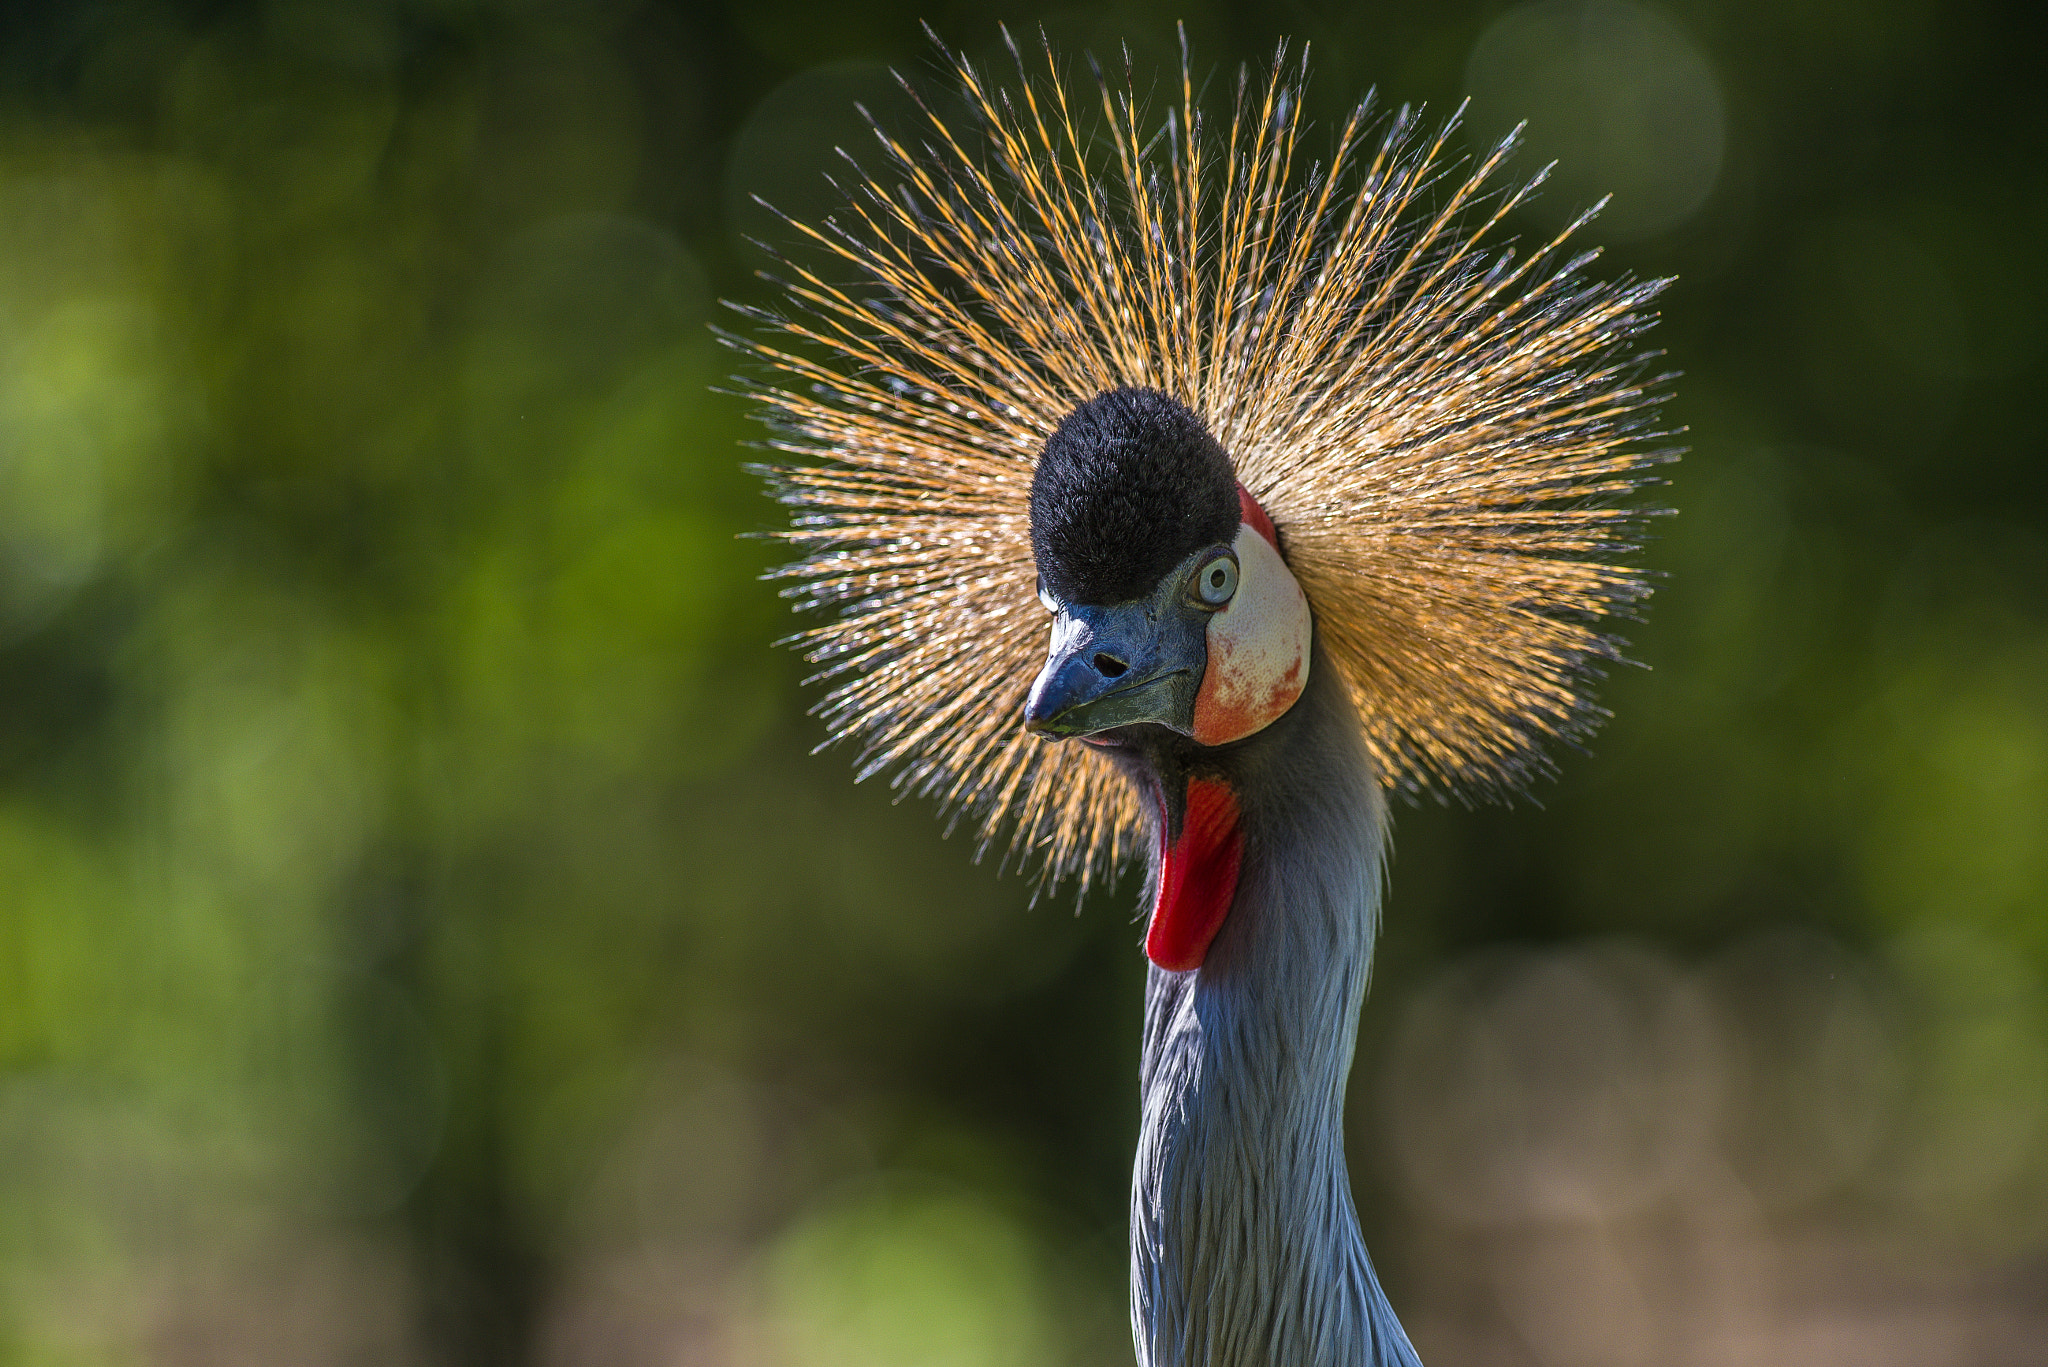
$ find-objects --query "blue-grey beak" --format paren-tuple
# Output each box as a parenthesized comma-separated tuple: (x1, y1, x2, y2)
(1024, 598, 1207, 739)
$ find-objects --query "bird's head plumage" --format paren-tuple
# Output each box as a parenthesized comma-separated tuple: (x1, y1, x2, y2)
(732, 29, 1675, 899)
(1023, 386, 1311, 755)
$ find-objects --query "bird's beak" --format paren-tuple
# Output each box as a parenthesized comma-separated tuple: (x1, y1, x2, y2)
(1024, 599, 1206, 739)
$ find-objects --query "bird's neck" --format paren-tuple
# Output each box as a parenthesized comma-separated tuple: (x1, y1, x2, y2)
(1130, 643, 1421, 1367)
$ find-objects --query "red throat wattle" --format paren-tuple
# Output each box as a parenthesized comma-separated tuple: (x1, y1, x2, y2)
(1145, 778, 1243, 972)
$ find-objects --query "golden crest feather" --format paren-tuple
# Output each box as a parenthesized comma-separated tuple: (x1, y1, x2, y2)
(731, 29, 1675, 896)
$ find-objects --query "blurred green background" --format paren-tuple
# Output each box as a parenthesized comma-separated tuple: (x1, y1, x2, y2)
(0, 1, 2043, 1363)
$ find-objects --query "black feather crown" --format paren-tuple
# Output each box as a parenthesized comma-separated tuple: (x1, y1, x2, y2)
(1031, 387, 1242, 606)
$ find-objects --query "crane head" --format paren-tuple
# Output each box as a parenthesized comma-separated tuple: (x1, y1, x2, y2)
(739, 35, 1672, 902)
(1025, 387, 1311, 752)
(1024, 387, 1314, 971)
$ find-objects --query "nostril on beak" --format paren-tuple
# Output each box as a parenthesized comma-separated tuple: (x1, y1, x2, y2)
(1093, 652, 1129, 678)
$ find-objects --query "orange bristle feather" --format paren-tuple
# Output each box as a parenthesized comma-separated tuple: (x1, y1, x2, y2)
(728, 28, 1676, 896)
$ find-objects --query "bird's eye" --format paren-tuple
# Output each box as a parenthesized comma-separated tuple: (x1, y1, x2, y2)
(1193, 552, 1238, 608)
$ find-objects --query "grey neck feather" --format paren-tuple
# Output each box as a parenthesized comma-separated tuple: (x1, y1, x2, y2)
(1130, 640, 1422, 1367)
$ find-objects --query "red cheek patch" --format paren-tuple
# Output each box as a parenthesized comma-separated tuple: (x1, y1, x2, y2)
(1145, 777, 1243, 972)
(1237, 484, 1277, 546)
(1191, 505, 1312, 747)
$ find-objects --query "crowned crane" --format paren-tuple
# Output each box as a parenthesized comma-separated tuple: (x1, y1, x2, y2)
(736, 29, 1671, 1367)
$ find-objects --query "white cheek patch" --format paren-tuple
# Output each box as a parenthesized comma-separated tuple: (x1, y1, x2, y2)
(1192, 522, 1312, 745)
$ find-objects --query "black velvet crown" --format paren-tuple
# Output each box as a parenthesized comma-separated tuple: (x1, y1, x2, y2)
(1029, 387, 1243, 606)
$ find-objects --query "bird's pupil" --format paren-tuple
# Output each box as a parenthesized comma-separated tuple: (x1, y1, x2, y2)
(1210, 569, 1223, 587)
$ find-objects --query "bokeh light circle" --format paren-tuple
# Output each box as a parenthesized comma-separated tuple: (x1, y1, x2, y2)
(1465, 0, 1727, 240)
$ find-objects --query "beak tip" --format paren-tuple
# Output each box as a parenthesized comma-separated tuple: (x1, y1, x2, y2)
(1021, 706, 1072, 739)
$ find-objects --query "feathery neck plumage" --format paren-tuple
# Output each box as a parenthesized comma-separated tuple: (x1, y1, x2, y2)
(1128, 636, 1421, 1367)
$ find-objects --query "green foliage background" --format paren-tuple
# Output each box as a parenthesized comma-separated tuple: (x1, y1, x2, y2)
(0, 1, 2042, 1363)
